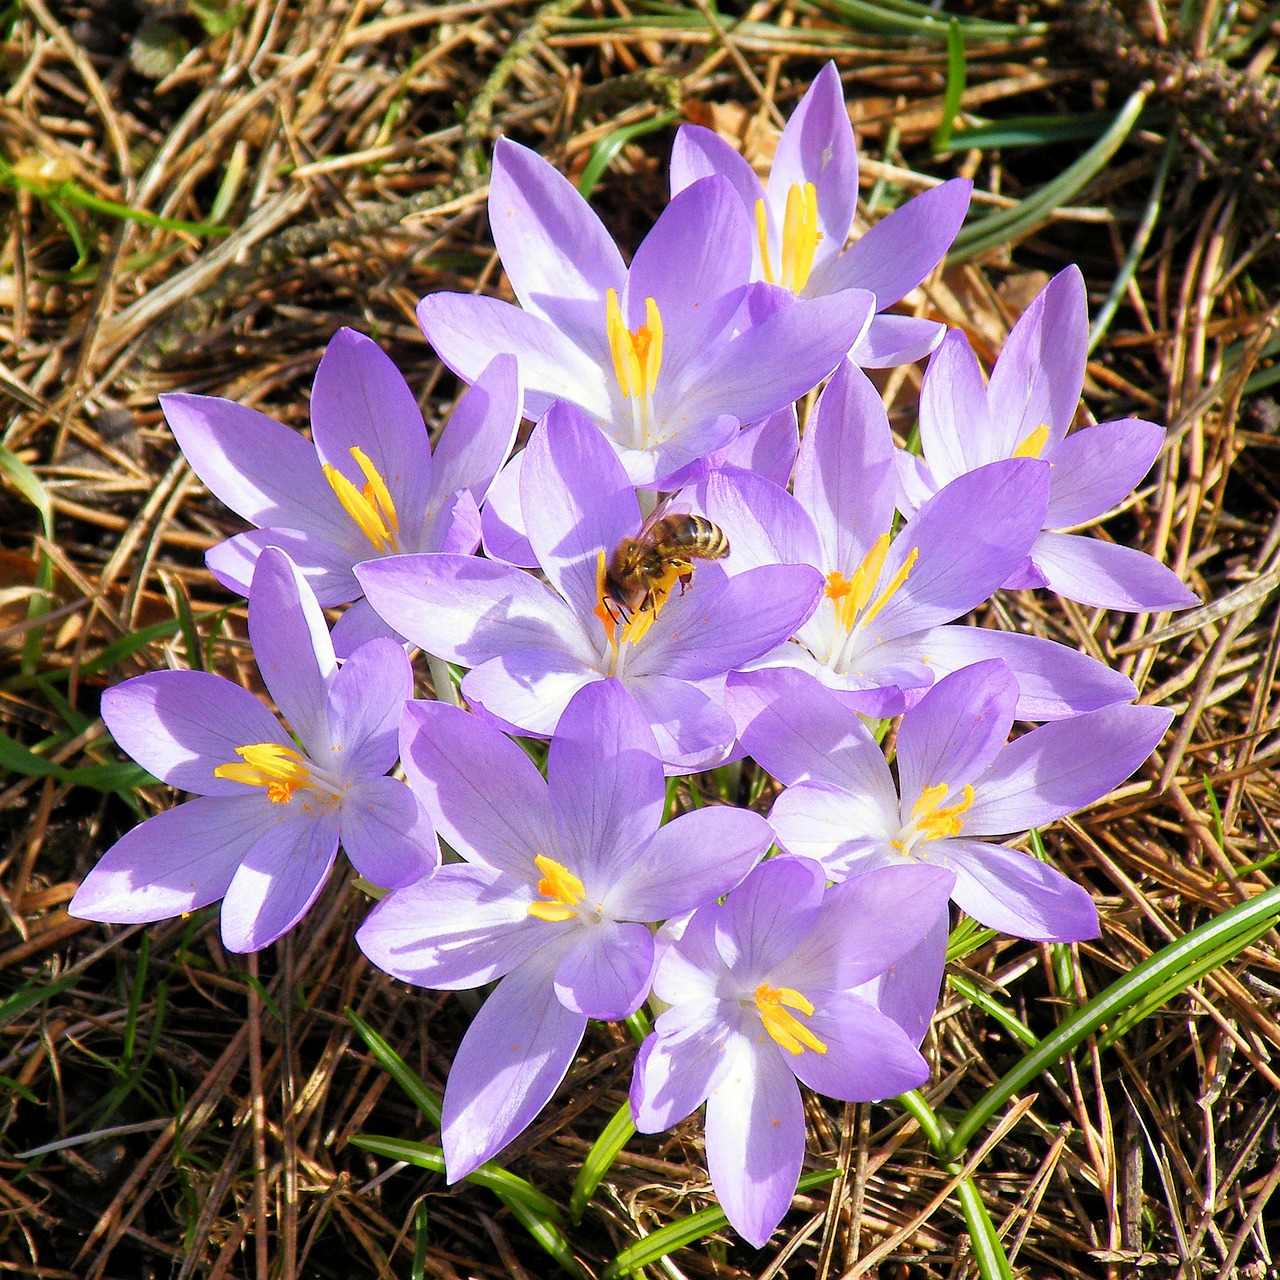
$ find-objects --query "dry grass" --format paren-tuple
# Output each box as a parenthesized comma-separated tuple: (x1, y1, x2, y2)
(2, 0, 1280, 1276)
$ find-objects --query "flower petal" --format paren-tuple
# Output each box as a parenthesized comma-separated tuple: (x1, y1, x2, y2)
(857, 911, 948, 1046)
(219, 810, 340, 952)
(669, 123, 764, 216)
(625, 675, 738, 775)
(101, 670, 286, 795)
(716, 856, 825, 978)
(357, 863, 548, 989)
(69, 794, 269, 923)
(1044, 418, 1165, 526)
(700, 468, 822, 576)
(847, 313, 946, 368)
(327, 637, 412, 777)
(248, 548, 336, 761)
(942, 838, 1099, 941)
(206, 525, 360, 605)
(630, 999, 736, 1131)
(916, 329, 991, 483)
(399, 700, 558, 876)
(480, 450, 537, 567)
(442, 960, 586, 1180)
(705, 1038, 805, 1248)
(429, 352, 522, 513)
(339, 775, 438, 889)
(1028, 531, 1199, 612)
(554, 920, 655, 1020)
(965, 701, 1174, 834)
(768, 781, 900, 879)
(792, 991, 931, 1099)
(463, 649, 600, 739)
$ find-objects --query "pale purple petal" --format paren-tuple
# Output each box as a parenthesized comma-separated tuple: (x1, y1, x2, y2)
(553, 920, 655, 1019)
(69, 794, 271, 923)
(434, 488, 483, 555)
(101, 671, 287, 795)
(848, 313, 946, 368)
(669, 124, 764, 210)
(768, 781, 899, 878)
(716, 857, 825, 978)
(325, 639, 409, 777)
(987, 265, 1087, 453)
(769, 62, 858, 266)
(859, 912, 948, 1046)
(727, 666, 898, 803)
(917, 329, 991, 482)
(785, 863, 955, 991)
(219, 810, 340, 952)
(906, 625, 1138, 720)
(819, 178, 971, 305)
(161, 392, 349, 538)
(480, 450, 537, 567)
(356, 863, 549, 989)
(429, 352, 522, 513)
(965, 701, 1173, 834)
(625, 675, 737, 774)
(339, 775, 438, 888)
(330, 598, 399, 660)
(607, 806, 771, 921)
(547, 680, 664, 885)
(793, 360, 897, 573)
(310, 328, 435, 527)
(792, 993, 930, 1100)
(630, 1000, 737, 1132)
(399, 701, 558, 876)
(489, 137, 626, 348)
(896, 659, 1018, 804)
(356, 553, 594, 669)
(463, 650, 600, 739)
(659, 406, 798, 492)
(705, 1039, 805, 1248)
(651, 908, 727, 1005)
(247, 548, 335, 761)
(678, 290, 874, 428)
(1044, 418, 1165, 526)
(1027, 531, 1199, 612)
(894, 446, 941, 515)
(206, 526, 360, 605)
(417, 292, 610, 422)
(522, 402, 638, 621)
(942, 838, 1099, 941)
(442, 959, 586, 1180)
(700, 469, 822, 575)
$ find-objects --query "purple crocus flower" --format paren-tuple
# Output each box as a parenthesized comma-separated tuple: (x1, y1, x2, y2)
(357, 679, 773, 1179)
(357, 401, 824, 772)
(897, 266, 1198, 611)
(630, 856, 954, 1247)
(734, 661, 1174, 942)
(417, 137, 872, 486)
(670, 62, 972, 368)
(69, 548, 436, 953)
(704, 361, 1136, 720)
(161, 328, 520, 654)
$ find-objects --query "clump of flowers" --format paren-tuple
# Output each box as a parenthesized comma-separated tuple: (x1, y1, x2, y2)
(71, 63, 1196, 1250)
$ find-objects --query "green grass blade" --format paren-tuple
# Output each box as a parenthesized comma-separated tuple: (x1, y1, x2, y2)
(570, 1098, 636, 1223)
(931, 20, 966, 154)
(947, 882, 1280, 1156)
(578, 110, 681, 198)
(344, 1006, 442, 1127)
(948, 973, 1038, 1049)
(948, 89, 1148, 264)
(601, 1168, 838, 1277)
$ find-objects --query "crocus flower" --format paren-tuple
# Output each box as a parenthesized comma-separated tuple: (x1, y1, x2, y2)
(630, 855, 954, 1247)
(161, 328, 520, 654)
(670, 61, 972, 367)
(357, 679, 773, 1179)
(734, 661, 1174, 942)
(417, 137, 873, 486)
(357, 400, 824, 772)
(70, 548, 436, 953)
(703, 360, 1136, 719)
(897, 266, 1198, 612)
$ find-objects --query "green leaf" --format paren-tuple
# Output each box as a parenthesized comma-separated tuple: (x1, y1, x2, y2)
(931, 19, 966, 154)
(577, 110, 681, 199)
(345, 1006, 442, 1127)
(570, 1098, 636, 1223)
(947, 882, 1280, 1156)
(601, 1168, 838, 1277)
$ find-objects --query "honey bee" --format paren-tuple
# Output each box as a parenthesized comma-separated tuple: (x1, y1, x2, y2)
(604, 512, 730, 617)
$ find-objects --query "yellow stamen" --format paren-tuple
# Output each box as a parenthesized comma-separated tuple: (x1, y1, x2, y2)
(754, 198, 775, 285)
(593, 551, 619, 644)
(780, 181, 822, 293)
(860, 547, 918, 630)
(824, 535, 917, 634)
(910, 781, 976, 841)
(323, 446, 400, 552)
(214, 742, 311, 804)
(755, 983, 828, 1056)
(527, 854, 586, 923)
(1012, 423, 1050, 459)
(605, 288, 663, 400)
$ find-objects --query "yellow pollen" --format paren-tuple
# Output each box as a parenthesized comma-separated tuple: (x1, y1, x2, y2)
(861, 547, 917, 629)
(214, 742, 311, 804)
(1012, 423, 1050, 459)
(323, 446, 400, 552)
(593, 551, 619, 643)
(755, 983, 827, 1056)
(825, 535, 917, 633)
(910, 781, 976, 841)
(527, 854, 586, 923)
(605, 288, 663, 400)
(780, 181, 822, 293)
